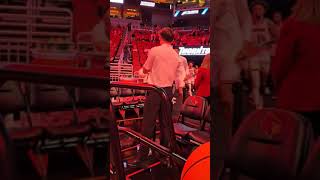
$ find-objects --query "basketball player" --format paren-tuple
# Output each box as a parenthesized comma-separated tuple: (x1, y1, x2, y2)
(173, 47, 189, 121)
(186, 62, 195, 96)
(174, 47, 189, 92)
(248, 0, 276, 108)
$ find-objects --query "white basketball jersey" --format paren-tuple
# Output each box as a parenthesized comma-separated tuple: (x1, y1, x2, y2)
(251, 19, 272, 47)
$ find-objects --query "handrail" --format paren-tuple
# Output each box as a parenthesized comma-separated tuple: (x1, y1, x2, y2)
(111, 81, 179, 151)
(0, 64, 184, 180)
(111, 81, 183, 179)
(0, 64, 107, 89)
(119, 126, 186, 164)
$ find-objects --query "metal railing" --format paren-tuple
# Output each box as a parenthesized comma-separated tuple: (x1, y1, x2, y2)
(0, 4, 73, 63)
(110, 63, 133, 82)
(0, 64, 185, 180)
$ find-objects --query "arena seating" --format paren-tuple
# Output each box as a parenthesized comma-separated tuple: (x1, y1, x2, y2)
(300, 138, 320, 180)
(131, 28, 209, 71)
(222, 108, 314, 180)
(110, 26, 124, 59)
(174, 96, 210, 145)
(0, 4, 73, 63)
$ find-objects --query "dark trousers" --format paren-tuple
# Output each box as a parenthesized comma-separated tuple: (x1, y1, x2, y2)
(142, 87, 173, 141)
(298, 111, 320, 137)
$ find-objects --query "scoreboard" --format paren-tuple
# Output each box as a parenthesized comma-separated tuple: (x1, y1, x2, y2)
(154, 0, 174, 3)
(153, 0, 207, 6)
(176, 0, 207, 7)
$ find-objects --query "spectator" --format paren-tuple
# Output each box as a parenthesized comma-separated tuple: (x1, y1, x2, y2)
(195, 54, 210, 104)
(91, 6, 108, 52)
(271, 0, 320, 136)
(247, 0, 276, 108)
(135, 27, 184, 161)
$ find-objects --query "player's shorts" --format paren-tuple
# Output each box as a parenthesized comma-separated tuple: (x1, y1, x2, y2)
(248, 53, 271, 72)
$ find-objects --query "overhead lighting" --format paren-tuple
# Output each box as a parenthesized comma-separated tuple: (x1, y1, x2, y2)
(174, 10, 180, 17)
(201, 8, 208, 15)
(140, 1, 155, 7)
(181, 10, 199, 16)
(110, 0, 123, 4)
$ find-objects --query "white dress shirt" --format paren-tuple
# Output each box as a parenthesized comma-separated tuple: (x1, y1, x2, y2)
(143, 44, 185, 88)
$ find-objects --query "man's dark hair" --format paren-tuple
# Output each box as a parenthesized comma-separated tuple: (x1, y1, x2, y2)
(250, 0, 269, 11)
(158, 27, 174, 42)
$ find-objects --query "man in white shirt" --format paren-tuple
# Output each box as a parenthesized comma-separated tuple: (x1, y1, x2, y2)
(137, 28, 184, 159)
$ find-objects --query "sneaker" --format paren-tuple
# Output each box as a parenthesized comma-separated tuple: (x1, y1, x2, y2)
(264, 87, 271, 95)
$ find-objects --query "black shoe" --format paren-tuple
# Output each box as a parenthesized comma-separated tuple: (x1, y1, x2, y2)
(130, 149, 155, 168)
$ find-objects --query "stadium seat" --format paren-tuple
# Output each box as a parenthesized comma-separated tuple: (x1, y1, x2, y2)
(300, 138, 320, 180)
(76, 87, 110, 146)
(188, 106, 211, 144)
(224, 108, 314, 180)
(174, 96, 208, 138)
(0, 81, 44, 177)
(75, 87, 110, 174)
(28, 83, 93, 176)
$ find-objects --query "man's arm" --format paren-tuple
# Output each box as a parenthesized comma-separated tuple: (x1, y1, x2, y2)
(143, 49, 155, 74)
(236, 0, 252, 42)
(268, 19, 279, 41)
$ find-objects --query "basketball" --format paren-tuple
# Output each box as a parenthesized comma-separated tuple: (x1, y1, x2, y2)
(181, 142, 210, 180)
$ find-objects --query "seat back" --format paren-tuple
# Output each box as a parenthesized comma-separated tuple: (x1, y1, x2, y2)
(200, 105, 211, 131)
(77, 88, 108, 108)
(0, 81, 25, 115)
(300, 138, 320, 180)
(29, 84, 73, 112)
(227, 108, 313, 180)
(119, 88, 133, 97)
(181, 96, 208, 121)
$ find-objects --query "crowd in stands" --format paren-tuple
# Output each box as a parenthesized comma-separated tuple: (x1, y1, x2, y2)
(110, 25, 125, 58)
(130, 26, 210, 71)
